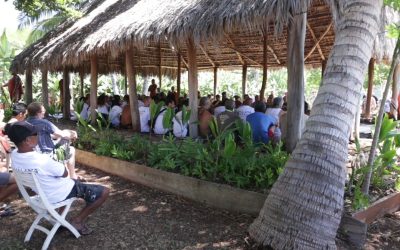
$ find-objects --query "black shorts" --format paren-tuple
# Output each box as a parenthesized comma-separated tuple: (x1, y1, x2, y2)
(65, 180, 105, 205)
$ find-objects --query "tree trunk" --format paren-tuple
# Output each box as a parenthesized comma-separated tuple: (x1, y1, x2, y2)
(41, 70, 49, 110)
(90, 56, 98, 125)
(79, 69, 84, 97)
(25, 69, 33, 104)
(365, 58, 375, 119)
(390, 64, 400, 120)
(260, 33, 268, 101)
(177, 53, 182, 101)
(242, 65, 247, 98)
(285, 2, 306, 153)
(63, 69, 71, 119)
(213, 66, 218, 97)
(248, 1, 383, 249)
(187, 37, 199, 138)
(126, 47, 140, 132)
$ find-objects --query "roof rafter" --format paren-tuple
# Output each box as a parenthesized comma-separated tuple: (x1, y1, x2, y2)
(225, 34, 263, 67)
(225, 34, 245, 65)
(267, 45, 281, 65)
(305, 22, 333, 61)
(199, 45, 216, 67)
(306, 21, 325, 60)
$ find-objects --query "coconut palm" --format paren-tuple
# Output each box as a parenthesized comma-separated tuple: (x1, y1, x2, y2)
(248, 0, 383, 249)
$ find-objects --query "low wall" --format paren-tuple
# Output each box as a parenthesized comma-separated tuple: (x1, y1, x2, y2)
(76, 149, 267, 215)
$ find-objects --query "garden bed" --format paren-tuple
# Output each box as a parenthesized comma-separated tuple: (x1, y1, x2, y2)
(76, 149, 267, 215)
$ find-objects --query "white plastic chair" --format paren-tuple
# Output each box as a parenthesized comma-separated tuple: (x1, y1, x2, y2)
(13, 168, 80, 250)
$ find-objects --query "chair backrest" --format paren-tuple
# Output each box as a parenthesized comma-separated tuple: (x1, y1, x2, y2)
(13, 169, 54, 212)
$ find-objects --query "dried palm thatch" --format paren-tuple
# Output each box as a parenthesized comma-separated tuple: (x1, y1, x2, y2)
(10, 0, 397, 77)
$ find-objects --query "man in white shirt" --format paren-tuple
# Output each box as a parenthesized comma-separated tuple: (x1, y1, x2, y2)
(154, 98, 175, 135)
(235, 98, 254, 121)
(7, 121, 109, 235)
(108, 97, 122, 128)
(139, 96, 151, 133)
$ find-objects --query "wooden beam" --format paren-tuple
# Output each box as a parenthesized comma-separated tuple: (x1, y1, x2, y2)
(90, 55, 98, 124)
(79, 69, 84, 97)
(199, 45, 216, 67)
(286, 4, 307, 153)
(225, 35, 246, 65)
(25, 69, 33, 104)
(213, 67, 218, 97)
(181, 56, 189, 69)
(177, 53, 181, 103)
(41, 69, 49, 110)
(158, 42, 162, 89)
(365, 58, 375, 119)
(62, 69, 71, 119)
(260, 33, 268, 101)
(306, 22, 325, 60)
(391, 63, 400, 119)
(187, 37, 199, 138)
(267, 45, 281, 65)
(304, 22, 333, 61)
(242, 65, 247, 98)
(126, 47, 140, 132)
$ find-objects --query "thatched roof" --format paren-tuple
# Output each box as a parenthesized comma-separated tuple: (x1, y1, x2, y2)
(10, 0, 397, 77)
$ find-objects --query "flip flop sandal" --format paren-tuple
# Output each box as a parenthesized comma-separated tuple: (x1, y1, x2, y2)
(0, 208, 17, 218)
(0, 204, 12, 211)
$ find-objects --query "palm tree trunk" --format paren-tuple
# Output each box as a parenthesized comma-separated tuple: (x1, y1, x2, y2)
(248, 1, 383, 249)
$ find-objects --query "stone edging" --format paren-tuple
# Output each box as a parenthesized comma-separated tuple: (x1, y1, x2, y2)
(76, 149, 267, 215)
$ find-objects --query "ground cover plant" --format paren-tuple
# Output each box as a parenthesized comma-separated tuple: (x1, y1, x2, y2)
(74, 115, 289, 192)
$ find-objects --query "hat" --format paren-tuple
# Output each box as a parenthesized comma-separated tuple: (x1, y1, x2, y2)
(6, 121, 38, 145)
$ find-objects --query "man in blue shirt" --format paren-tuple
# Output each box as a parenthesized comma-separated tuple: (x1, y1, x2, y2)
(26, 102, 79, 180)
(246, 101, 276, 144)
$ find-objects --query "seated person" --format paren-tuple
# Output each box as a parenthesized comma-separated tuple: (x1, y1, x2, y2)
(97, 94, 109, 121)
(198, 97, 214, 138)
(79, 94, 90, 121)
(216, 99, 240, 132)
(153, 98, 175, 135)
(120, 104, 132, 128)
(213, 103, 226, 117)
(8, 103, 27, 124)
(265, 96, 283, 125)
(246, 101, 276, 144)
(236, 98, 254, 121)
(173, 109, 188, 138)
(139, 96, 151, 133)
(0, 171, 18, 217)
(7, 121, 109, 234)
(26, 102, 79, 180)
(108, 97, 122, 128)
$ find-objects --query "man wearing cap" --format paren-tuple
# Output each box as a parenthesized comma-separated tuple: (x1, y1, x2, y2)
(26, 102, 79, 179)
(7, 121, 109, 234)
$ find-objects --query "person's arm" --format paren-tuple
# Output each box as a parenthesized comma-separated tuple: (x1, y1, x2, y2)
(61, 167, 69, 177)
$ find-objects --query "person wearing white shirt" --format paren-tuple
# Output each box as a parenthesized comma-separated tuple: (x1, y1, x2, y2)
(213, 104, 226, 117)
(7, 121, 109, 235)
(80, 95, 90, 121)
(154, 98, 175, 135)
(265, 96, 283, 125)
(235, 98, 254, 121)
(173, 110, 188, 138)
(139, 97, 151, 133)
(109, 98, 123, 128)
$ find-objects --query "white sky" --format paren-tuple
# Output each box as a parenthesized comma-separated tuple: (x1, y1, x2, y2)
(0, 1, 21, 33)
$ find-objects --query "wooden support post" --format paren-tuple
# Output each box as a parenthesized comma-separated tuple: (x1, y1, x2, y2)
(79, 69, 84, 97)
(63, 69, 71, 119)
(126, 47, 140, 132)
(242, 65, 247, 99)
(213, 67, 218, 97)
(260, 33, 268, 101)
(177, 53, 181, 101)
(391, 63, 400, 119)
(41, 70, 49, 110)
(286, 3, 307, 153)
(187, 37, 199, 138)
(90, 56, 98, 124)
(124, 74, 128, 95)
(159, 43, 162, 90)
(365, 58, 375, 119)
(25, 69, 33, 104)
(321, 59, 327, 78)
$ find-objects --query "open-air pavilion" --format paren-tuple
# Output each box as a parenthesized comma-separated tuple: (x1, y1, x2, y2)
(10, 0, 397, 150)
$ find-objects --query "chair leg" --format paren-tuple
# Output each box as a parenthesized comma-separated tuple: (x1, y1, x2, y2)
(41, 222, 61, 250)
(25, 214, 44, 242)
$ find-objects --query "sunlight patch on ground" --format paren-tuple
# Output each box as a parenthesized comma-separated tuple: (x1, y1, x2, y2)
(132, 205, 148, 212)
(212, 239, 237, 248)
